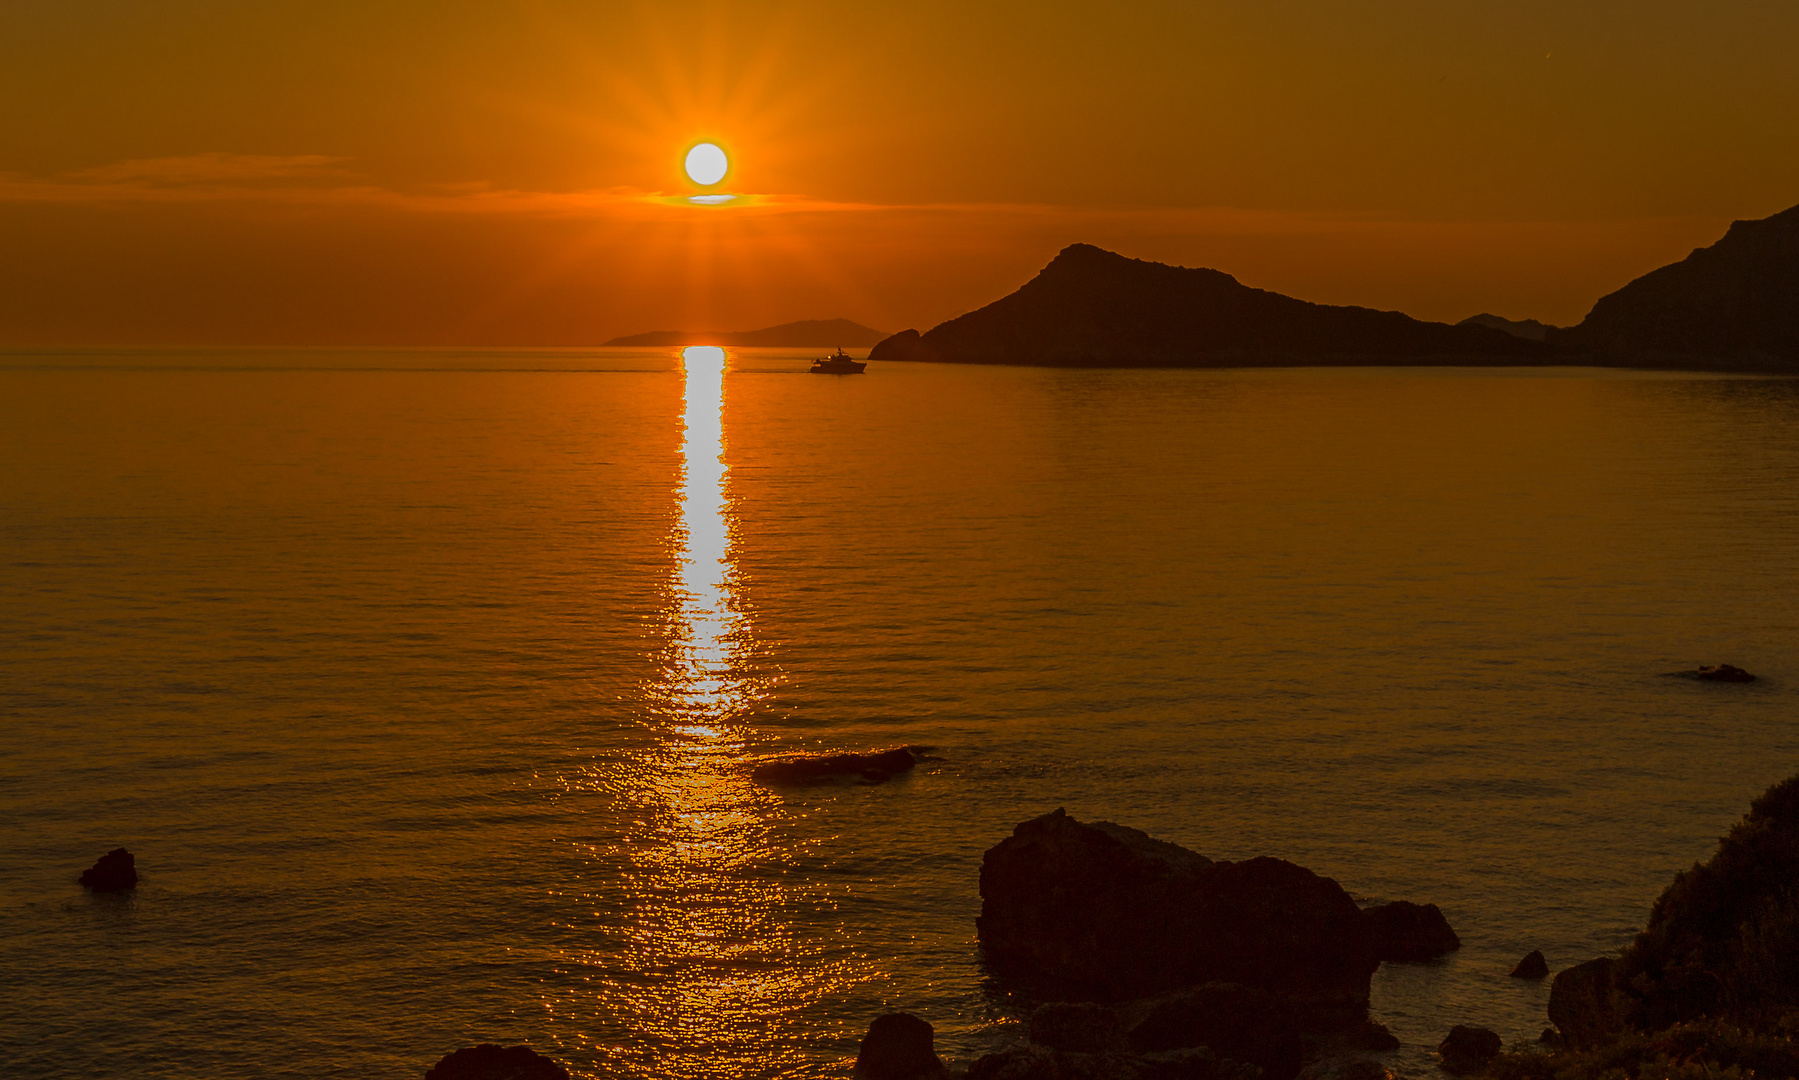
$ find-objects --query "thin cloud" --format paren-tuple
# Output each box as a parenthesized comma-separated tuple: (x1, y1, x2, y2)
(67, 153, 354, 185)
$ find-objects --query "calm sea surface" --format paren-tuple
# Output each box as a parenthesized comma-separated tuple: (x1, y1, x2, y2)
(4, 348, 1799, 1079)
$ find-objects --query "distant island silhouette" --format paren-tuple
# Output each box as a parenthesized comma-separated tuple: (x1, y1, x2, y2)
(604, 318, 886, 347)
(870, 202, 1798, 371)
(1458, 313, 1552, 341)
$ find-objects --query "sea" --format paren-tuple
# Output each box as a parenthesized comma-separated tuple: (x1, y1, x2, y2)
(4, 346, 1799, 1079)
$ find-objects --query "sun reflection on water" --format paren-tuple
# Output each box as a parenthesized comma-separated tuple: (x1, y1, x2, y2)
(553, 346, 860, 1077)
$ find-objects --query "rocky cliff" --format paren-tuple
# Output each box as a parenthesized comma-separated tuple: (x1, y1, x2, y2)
(869, 245, 1542, 367)
(1550, 203, 1799, 368)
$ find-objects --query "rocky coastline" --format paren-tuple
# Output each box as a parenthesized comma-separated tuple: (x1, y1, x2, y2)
(413, 772, 1799, 1078)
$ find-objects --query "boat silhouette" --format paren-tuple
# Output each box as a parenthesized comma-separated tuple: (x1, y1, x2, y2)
(809, 347, 867, 374)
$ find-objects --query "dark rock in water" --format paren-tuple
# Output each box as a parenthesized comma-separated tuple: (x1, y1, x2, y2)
(1510, 950, 1549, 980)
(1537, 1028, 1563, 1048)
(1122, 982, 1305, 1080)
(1548, 957, 1625, 1049)
(1363, 901, 1460, 962)
(967, 1044, 1255, 1080)
(79, 848, 138, 892)
(855, 1013, 948, 1079)
(1615, 771, 1799, 1029)
(423, 1044, 569, 1080)
(1664, 664, 1757, 683)
(1436, 1026, 1501, 1074)
(978, 809, 1377, 1010)
(1344, 1020, 1401, 1053)
(1549, 202, 1799, 368)
(752, 746, 919, 785)
(1030, 1001, 1125, 1054)
(1297, 1059, 1394, 1080)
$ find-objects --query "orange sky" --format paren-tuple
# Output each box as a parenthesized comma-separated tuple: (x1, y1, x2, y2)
(3, 0, 1796, 344)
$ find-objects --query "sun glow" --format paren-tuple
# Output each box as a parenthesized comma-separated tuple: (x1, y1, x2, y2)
(684, 143, 728, 186)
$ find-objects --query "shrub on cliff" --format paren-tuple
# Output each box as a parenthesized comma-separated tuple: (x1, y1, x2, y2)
(1618, 774, 1799, 1029)
(1485, 1020, 1799, 1080)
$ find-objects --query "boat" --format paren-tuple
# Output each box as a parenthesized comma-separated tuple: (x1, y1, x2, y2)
(809, 347, 867, 374)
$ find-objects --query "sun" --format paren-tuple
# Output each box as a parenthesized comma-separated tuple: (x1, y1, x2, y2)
(684, 143, 728, 186)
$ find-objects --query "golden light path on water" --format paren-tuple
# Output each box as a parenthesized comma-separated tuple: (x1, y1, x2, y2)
(556, 346, 858, 1078)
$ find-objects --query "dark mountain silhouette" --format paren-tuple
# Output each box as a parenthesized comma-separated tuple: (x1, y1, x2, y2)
(1549, 202, 1799, 368)
(868, 244, 1543, 367)
(604, 318, 886, 347)
(1459, 313, 1553, 341)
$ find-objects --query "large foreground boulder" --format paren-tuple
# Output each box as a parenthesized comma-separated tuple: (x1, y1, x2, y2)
(978, 810, 1378, 1011)
(1362, 901, 1460, 962)
(422, 1044, 569, 1080)
(856, 1013, 948, 1079)
(79, 848, 138, 892)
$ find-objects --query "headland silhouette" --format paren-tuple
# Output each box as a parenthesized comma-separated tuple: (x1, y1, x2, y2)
(870, 202, 1799, 372)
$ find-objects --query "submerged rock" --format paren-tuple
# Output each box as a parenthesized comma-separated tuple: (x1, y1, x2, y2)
(1122, 982, 1305, 1080)
(1665, 664, 1757, 682)
(1436, 1026, 1501, 1074)
(977, 809, 1377, 1011)
(855, 1013, 948, 1079)
(78, 848, 138, 892)
(422, 1044, 569, 1080)
(1296, 1058, 1394, 1080)
(1510, 950, 1549, 980)
(967, 1044, 1255, 1080)
(1548, 957, 1625, 1049)
(1363, 901, 1460, 963)
(751, 746, 920, 785)
(1030, 1002, 1126, 1054)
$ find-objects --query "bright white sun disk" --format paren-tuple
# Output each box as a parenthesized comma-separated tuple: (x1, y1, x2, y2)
(685, 143, 728, 186)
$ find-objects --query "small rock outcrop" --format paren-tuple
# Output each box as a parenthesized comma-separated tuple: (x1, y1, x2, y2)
(978, 809, 1378, 1010)
(1510, 951, 1549, 979)
(751, 746, 920, 785)
(1692, 664, 1757, 683)
(1547, 957, 1625, 1049)
(1436, 1026, 1501, 1074)
(422, 1044, 569, 1080)
(855, 1013, 948, 1080)
(1363, 901, 1460, 963)
(78, 848, 138, 892)
(1029, 1002, 1126, 1054)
